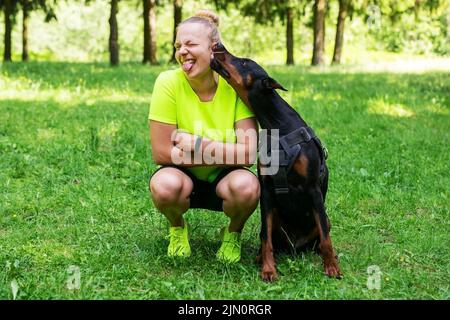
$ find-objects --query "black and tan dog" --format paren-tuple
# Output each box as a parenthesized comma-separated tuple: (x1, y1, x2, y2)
(211, 43, 341, 281)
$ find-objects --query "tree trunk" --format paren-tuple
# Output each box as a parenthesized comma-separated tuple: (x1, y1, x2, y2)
(311, 0, 326, 66)
(149, 0, 157, 64)
(414, 0, 421, 21)
(332, 0, 347, 65)
(170, 0, 183, 64)
(143, 0, 158, 64)
(109, 0, 119, 66)
(4, 0, 13, 62)
(286, 6, 294, 65)
(22, 2, 30, 62)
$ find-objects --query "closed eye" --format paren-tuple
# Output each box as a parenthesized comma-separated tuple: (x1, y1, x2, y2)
(174, 43, 198, 50)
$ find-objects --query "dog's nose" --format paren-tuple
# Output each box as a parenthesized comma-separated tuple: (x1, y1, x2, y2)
(212, 43, 228, 62)
(213, 42, 226, 52)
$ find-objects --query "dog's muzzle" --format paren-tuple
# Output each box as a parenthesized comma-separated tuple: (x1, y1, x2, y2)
(210, 58, 230, 78)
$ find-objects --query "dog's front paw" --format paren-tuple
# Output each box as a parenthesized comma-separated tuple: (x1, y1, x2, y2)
(261, 265, 278, 282)
(324, 262, 342, 279)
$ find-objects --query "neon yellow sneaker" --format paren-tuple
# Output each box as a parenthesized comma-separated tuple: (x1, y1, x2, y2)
(167, 224, 191, 258)
(216, 227, 241, 263)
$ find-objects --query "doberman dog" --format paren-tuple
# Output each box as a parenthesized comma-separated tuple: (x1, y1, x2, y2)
(211, 43, 342, 282)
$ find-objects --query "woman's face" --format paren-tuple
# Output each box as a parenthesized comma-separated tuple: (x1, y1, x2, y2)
(175, 22, 214, 80)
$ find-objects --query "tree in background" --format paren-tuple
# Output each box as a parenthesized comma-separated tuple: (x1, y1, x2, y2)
(20, 0, 57, 61)
(219, 0, 306, 65)
(3, 0, 448, 64)
(285, 1, 295, 65)
(359, 0, 449, 55)
(311, 0, 326, 65)
(20, 0, 31, 61)
(1, 0, 18, 62)
(1, 0, 57, 62)
(332, 0, 349, 64)
(109, 0, 119, 66)
(143, 0, 158, 64)
(169, 0, 182, 63)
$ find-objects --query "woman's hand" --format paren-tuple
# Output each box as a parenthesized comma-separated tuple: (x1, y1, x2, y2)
(174, 131, 199, 152)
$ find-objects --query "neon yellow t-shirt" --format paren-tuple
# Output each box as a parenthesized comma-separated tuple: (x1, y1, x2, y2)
(149, 68, 254, 182)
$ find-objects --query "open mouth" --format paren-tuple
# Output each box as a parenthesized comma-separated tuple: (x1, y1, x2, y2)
(210, 58, 230, 78)
(212, 42, 227, 56)
(182, 59, 195, 72)
(211, 43, 232, 78)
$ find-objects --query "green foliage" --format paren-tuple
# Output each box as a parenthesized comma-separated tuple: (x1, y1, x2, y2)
(366, 0, 450, 55)
(0, 61, 449, 299)
(222, 0, 312, 27)
(0, 0, 57, 21)
(0, 0, 20, 25)
(1, 0, 449, 63)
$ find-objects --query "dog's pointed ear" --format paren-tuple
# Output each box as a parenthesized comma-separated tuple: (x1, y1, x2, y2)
(263, 77, 288, 91)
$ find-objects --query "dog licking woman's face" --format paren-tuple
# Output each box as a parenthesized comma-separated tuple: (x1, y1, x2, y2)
(175, 22, 214, 80)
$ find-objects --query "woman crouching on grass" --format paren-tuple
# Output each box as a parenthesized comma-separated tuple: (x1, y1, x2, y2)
(148, 10, 260, 263)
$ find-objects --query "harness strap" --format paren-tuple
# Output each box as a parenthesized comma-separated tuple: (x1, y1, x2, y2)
(271, 126, 327, 204)
(280, 126, 315, 149)
(273, 167, 290, 195)
(311, 136, 327, 177)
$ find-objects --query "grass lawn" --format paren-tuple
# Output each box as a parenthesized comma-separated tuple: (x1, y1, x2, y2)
(0, 61, 449, 299)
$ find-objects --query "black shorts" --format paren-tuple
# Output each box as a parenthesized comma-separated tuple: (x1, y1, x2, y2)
(150, 166, 256, 212)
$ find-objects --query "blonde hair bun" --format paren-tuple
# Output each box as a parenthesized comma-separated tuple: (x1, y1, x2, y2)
(194, 10, 220, 27)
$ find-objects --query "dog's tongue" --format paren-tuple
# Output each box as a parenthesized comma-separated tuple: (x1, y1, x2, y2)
(182, 61, 194, 72)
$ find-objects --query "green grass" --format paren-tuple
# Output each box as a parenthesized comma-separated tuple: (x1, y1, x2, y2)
(0, 61, 449, 299)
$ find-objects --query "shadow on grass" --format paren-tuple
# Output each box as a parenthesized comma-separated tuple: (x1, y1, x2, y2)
(1, 62, 449, 298)
(1, 61, 166, 94)
(2, 61, 449, 108)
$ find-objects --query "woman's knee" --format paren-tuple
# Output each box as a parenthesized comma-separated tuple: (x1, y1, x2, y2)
(149, 171, 187, 206)
(228, 173, 260, 205)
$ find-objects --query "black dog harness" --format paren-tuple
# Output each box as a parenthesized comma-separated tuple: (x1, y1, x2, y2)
(269, 126, 327, 204)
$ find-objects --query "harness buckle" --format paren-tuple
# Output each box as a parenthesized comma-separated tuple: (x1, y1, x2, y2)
(300, 127, 312, 142)
(275, 187, 289, 195)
